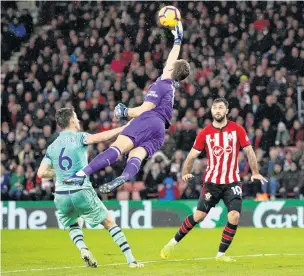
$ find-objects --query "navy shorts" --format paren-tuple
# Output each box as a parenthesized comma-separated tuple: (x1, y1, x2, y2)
(197, 182, 243, 213)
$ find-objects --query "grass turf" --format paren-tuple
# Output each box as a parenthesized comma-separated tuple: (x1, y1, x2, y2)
(1, 228, 304, 276)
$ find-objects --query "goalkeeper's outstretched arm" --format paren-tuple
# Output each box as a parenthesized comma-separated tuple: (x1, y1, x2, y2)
(112, 22, 184, 121)
(162, 21, 183, 79)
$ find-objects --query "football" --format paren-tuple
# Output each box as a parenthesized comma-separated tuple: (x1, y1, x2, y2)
(158, 6, 181, 28)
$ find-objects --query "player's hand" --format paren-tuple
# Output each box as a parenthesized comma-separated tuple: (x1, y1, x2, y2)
(171, 21, 183, 44)
(251, 174, 268, 185)
(114, 103, 128, 119)
(182, 174, 194, 182)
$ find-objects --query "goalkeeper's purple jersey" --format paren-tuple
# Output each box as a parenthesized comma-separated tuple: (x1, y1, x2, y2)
(144, 76, 175, 128)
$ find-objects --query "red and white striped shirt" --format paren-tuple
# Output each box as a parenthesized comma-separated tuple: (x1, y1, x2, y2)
(193, 121, 250, 184)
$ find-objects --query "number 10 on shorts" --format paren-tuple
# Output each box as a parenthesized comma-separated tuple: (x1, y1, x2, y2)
(231, 186, 242, 196)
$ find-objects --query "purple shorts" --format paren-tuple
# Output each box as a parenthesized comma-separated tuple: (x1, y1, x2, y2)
(121, 114, 165, 158)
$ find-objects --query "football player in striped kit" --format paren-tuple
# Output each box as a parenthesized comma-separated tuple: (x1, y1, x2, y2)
(161, 97, 267, 262)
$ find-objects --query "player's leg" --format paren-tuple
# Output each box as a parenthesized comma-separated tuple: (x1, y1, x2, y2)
(160, 209, 207, 259)
(54, 192, 97, 267)
(82, 135, 134, 176)
(161, 183, 221, 259)
(100, 147, 147, 193)
(122, 147, 147, 180)
(65, 135, 134, 183)
(68, 221, 88, 251)
(102, 215, 144, 268)
(69, 221, 98, 268)
(77, 189, 143, 268)
(215, 182, 242, 263)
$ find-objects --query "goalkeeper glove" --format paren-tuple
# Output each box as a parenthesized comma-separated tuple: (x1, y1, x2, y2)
(171, 21, 183, 45)
(114, 103, 128, 119)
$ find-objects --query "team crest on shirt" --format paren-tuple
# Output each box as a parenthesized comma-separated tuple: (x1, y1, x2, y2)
(225, 145, 232, 153)
(227, 133, 234, 141)
(205, 192, 212, 201)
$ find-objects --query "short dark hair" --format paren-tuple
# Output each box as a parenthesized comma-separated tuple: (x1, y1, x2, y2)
(212, 97, 229, 108)
(172, 59, 190, 81)
(55, 108, 74, 129)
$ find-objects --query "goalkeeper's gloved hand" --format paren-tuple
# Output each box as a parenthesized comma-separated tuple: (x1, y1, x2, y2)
(114, 103, 128, 119)
(171, 21, 183, 45)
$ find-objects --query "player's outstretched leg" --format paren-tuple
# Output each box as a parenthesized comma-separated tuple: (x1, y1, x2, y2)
(215, 210, 240, 263)
(64, 135, 134, 184)
(102, 216, 144, 268)
(69, 222, 98, 268)
(100, 147, 147, 194)
(160, 210, 206, 259)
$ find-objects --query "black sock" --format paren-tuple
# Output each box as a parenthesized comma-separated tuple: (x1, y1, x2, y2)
(218, 222, 238, 253)
(174, 215, 197, 242)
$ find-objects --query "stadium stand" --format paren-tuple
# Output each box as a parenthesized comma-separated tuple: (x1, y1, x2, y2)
(1, 1, 304, 201)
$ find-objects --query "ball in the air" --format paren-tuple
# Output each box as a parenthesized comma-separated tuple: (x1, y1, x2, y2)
(158, 6, 181, 28)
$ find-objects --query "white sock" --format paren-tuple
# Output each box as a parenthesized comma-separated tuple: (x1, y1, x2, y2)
(169, 238, 178, 245)
(76, 170, 86, 177)
(108, 226, 135, 264)
(216, 252, 225, 258)
(69, 225, 87, 251)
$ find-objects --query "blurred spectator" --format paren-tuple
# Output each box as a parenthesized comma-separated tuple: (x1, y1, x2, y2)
(289, 120, 304, 146)
(1, 5, 33, 61)
(279, 162, 302, 198)
(158, 175, 180, 200)
(262, 164, 282, 200)
(1, 165, 10, 200)
(23, 165, 41, 200)
(8, 165, 25, 200)
(267, 70, 288, 95)
(275, 122, 290, 146)
(251, 66, 269, 96)
(143, 151, 170, 175)
(181, 186, 200, 200)
(141, 163, 165, 200)
(161, 134, 177, 159)
(169, 151, 185, 181)
(260, 118, 276, 153)
(188, 159, 204, 194)
(255, 95, 283, 127)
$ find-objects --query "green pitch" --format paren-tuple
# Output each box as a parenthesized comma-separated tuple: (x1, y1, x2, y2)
(2, 228, 303, 276)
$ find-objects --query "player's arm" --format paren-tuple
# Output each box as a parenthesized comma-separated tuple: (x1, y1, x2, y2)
(37, 163, 56, 179)
(182, 129, 206, 182)
(162, 21, 183, 79)
(182, 148, 201, 182)
(243, 145, 267, 184)
(126, 102, 156, 118)
(37, 151, 55, 179)
(113, 102, 156, 119)
(242, 146, 259, 175)
(86, 126, 125, 145)
(237, 125, 268, 184)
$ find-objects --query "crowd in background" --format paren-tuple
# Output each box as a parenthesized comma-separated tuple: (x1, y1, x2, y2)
(1, 1, 34, 61)
(1, 1, 304, 201)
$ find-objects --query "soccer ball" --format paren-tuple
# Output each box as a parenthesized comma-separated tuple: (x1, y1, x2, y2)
(158, 6, 181, 28)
